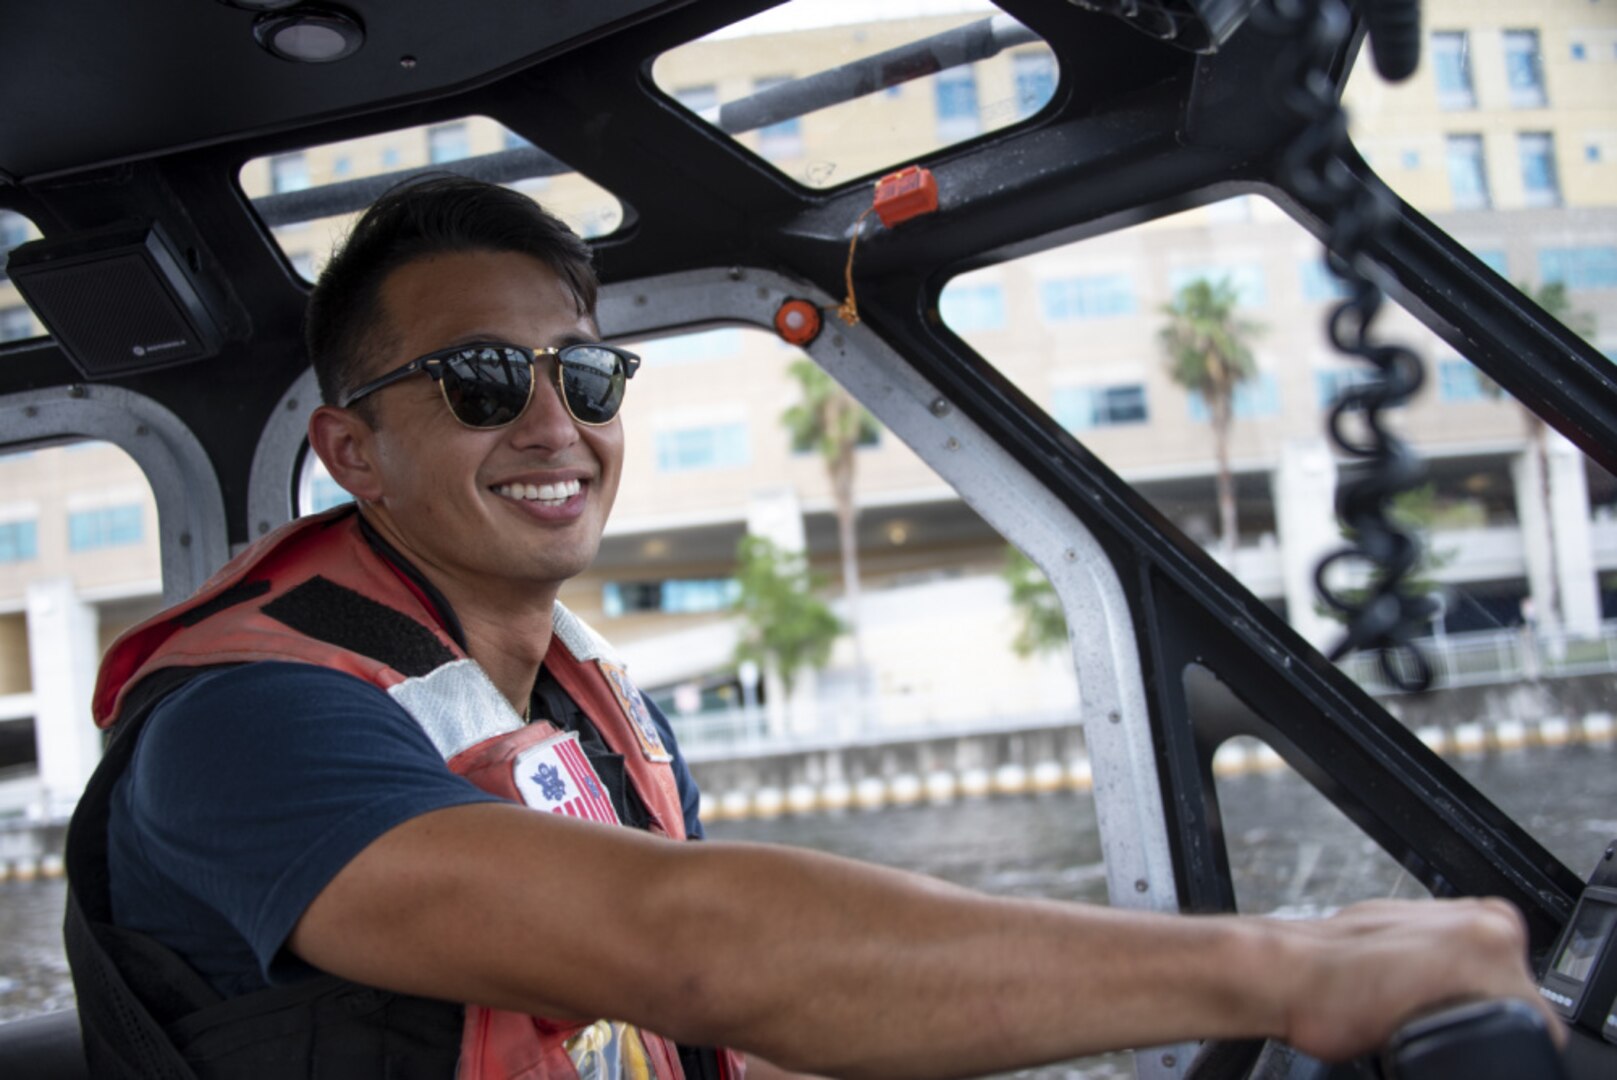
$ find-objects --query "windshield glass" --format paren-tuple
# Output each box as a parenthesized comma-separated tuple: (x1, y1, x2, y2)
(651, 0, 1057, 189)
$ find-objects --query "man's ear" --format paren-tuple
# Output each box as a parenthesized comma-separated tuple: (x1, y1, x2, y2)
(307, 405, 384, 503)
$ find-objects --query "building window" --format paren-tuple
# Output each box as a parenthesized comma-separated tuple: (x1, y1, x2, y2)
(655, 423, 750, 472)
(1539, 246, 1617, 289)
(1473, 249, 1509, 277)
(1438, 358, 1489, 402)
(68, 504, 144, 552)
(1299, 259, 1350, 302)
(1168, 264, 1268, 307)
(1431, 31, 1475, 109)
(1589, 143, 1603, 164)
(1039, 274, 1137, 320)
(330, 155, 352, 178)
(674, 84, 719, 122)
(1187, 372, 1280, 421)
(1519, 132, 1561, 207)
(603, 578, 741, 618)
(939, 282, 1006, 331)
(0, 306, 34, 342)
(269, 153, 310, 194)
(0, 520, 37, 563)
(1503, 30, 1547, 108)
(1013, 52, 1057, 119)
(1400, 149, 1421, 170)
(288, 251, 317, 280)
(1570, 42, 1586, 62)
(1315, 368, 1375, 408)
(503, 129, 533, 150)
(380, 146, 402, 167)
(1445, 134, 1490, 210)
(427, 123, 471, 164)
(934, 66, 980, 141)
(1051, 384, 1149, 431)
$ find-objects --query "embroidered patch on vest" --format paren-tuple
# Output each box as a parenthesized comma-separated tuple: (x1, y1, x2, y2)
(513, 731, 621, 825)
(597, 659, 672, 763)
(262, 576, 455, 677)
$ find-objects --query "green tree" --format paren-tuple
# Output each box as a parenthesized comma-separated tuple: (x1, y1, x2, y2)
(781, 358, 879, 676)
(1002, 546, 1067, 658)
(731, 535, 842, 697)
(1159, 277, 1264, 553)
(1476, 281, 1598, 630)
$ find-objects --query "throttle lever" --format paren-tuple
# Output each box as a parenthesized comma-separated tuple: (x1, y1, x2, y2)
(1381, 999, 1566, 1080)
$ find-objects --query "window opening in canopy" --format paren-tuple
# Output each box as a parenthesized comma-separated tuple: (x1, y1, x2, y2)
(940, 175, 1617, 873)
(651, 1, 1058, 190)
(241, 117, 626, 283)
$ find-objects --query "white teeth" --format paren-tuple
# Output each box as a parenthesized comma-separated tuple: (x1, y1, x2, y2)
(495, 479, 582, 505)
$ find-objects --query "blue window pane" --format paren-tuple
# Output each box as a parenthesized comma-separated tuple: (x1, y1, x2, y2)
(1013, 53, 1056, 119)
(68, 504, 144, 552)
(1168, 265, 1267, 307)
(1299, 260, 1350, 302)
(1187, 373, 1280, 421)
(1445, 135, 1490, 210)
(1438, 358, 1488, 402)
(1571, 43, 1586, 61)
(1400, 149, 1421, 169)
(1588, 144, 1602, 164)
(1539, 246, 1617, 289)
(939, 282, 1006, 331)
(0, 520, 38, 563)
(656, 423, 750, 473)
(1473, 249, 1509, 276)
(1315, 368, 1377, 409)
(1052, 384, 1148, 430)
(934, 67, 980, 139)
(1039, 274, 1137, 320)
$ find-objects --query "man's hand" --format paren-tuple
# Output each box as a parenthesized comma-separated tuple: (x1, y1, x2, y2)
(1276, 897, 1564, 1062)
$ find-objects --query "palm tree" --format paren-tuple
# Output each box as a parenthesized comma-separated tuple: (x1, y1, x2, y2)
(781, 358, 878, 679)
(1160, 277, 1264, 553)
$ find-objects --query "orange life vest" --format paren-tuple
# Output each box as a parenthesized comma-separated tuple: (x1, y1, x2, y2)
(94, 506, 743, 1080)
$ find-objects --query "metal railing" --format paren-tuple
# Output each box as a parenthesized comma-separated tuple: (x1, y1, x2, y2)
(1337, 620, 1617, 695)
(669, 621, 1617, 760)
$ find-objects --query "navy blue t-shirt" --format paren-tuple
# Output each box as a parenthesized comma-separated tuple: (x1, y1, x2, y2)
(107, 660, 703, 998)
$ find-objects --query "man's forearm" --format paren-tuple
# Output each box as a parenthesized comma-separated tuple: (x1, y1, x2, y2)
(291, 804, 1548, 1079)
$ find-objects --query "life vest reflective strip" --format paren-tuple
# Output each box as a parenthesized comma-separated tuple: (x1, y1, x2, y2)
(94, 506, 741, 1080)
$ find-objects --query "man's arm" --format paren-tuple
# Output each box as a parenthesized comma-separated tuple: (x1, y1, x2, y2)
(288, 803, 1550, 1079)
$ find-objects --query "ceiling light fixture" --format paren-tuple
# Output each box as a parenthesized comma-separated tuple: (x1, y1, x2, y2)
(253, 6, 365, 64)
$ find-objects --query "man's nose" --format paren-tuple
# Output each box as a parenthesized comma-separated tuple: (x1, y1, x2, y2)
(511, 364, 581, 450)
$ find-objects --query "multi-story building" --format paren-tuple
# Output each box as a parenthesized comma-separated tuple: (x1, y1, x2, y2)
(1, 0, 1614, 817)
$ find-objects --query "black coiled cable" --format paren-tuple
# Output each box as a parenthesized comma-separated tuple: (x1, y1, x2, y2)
(1254, 0, 1436, 691)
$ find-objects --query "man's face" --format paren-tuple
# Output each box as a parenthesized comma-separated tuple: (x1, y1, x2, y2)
(354, 248, 622, 599)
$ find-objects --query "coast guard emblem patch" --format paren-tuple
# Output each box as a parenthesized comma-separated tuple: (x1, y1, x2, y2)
(598, 659, 673, 763)
(512, 731, 620, 824)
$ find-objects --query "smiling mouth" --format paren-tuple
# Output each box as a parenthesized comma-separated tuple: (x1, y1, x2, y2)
(491, 478, 583, 508)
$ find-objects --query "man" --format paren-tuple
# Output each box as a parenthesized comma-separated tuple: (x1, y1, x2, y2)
(67, 177, 1556, 1080)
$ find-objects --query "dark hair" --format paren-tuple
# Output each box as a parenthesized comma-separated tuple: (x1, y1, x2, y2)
(305, 174, 599, 409)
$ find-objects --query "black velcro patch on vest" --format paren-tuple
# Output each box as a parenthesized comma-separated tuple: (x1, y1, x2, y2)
(175, 579, 273, 627)
(261, 576, 455, 677)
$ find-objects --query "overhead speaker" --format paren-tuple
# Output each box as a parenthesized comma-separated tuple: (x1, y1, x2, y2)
(7, 221, 224, 377)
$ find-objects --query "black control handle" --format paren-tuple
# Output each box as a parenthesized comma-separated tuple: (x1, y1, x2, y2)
(1382, 999, 1566, 1080)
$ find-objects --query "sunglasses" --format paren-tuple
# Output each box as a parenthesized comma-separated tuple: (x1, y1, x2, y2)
(337, 341, 641, 429)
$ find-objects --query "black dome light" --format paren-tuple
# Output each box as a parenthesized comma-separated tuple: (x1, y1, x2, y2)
(253, 6, 365, 63)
